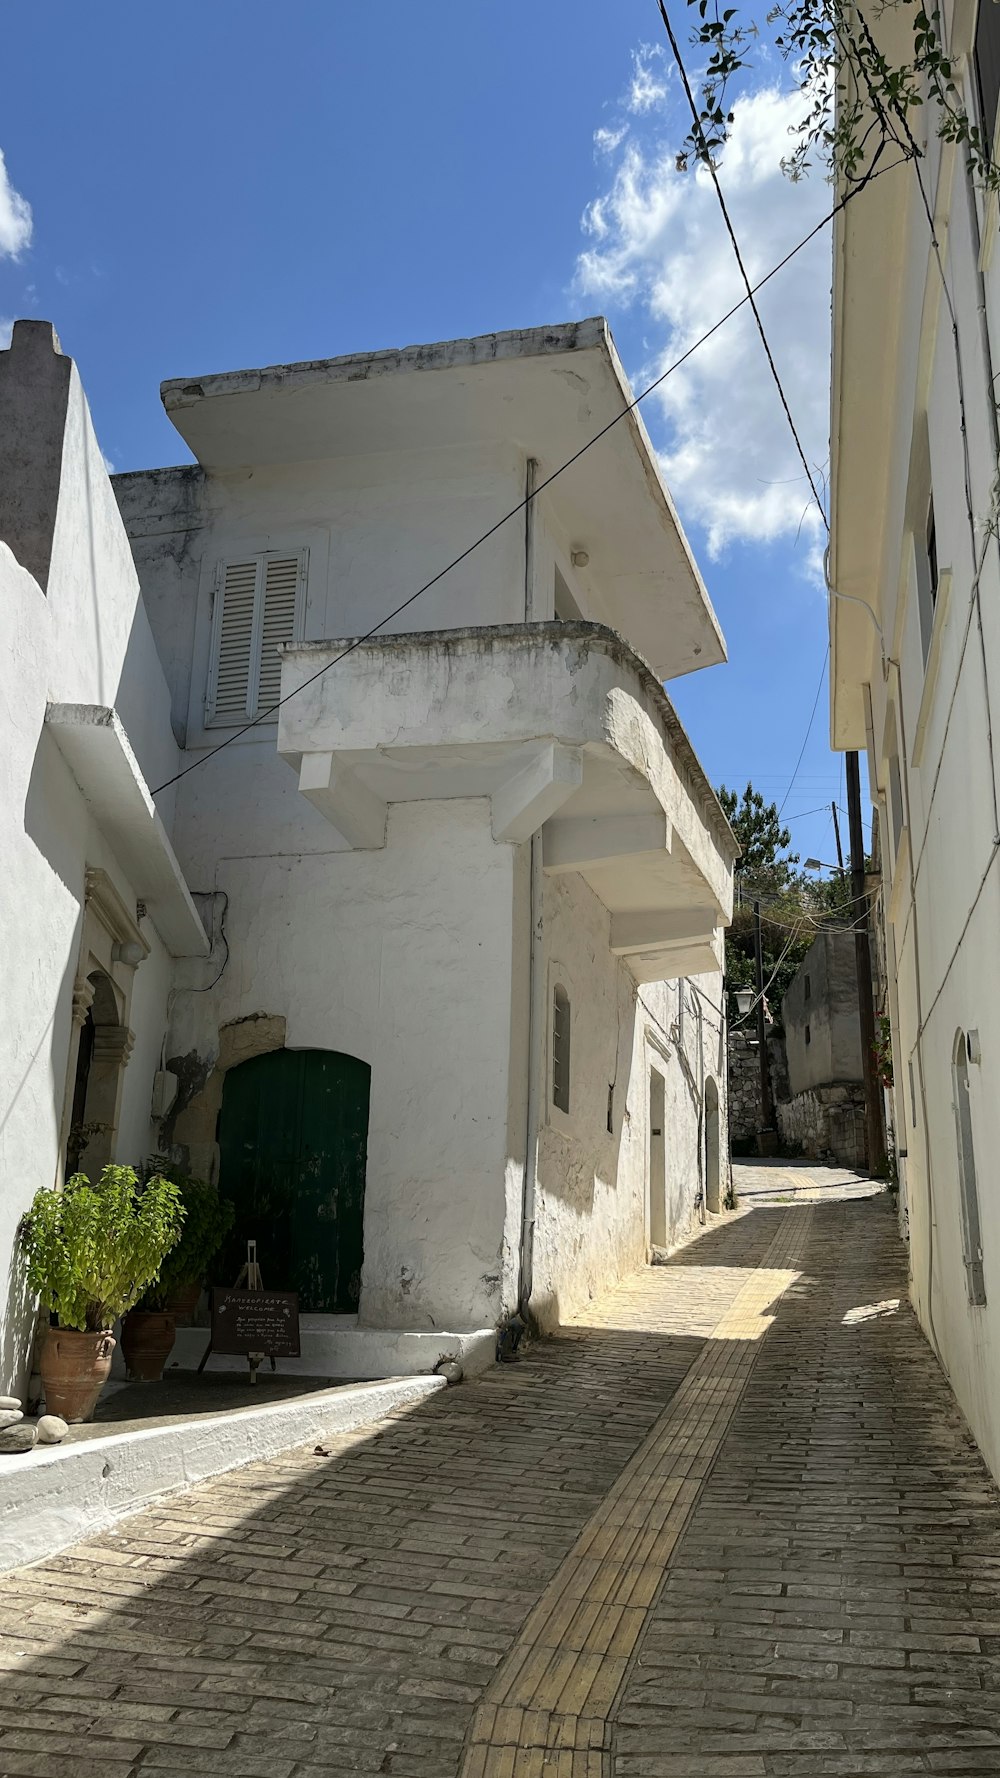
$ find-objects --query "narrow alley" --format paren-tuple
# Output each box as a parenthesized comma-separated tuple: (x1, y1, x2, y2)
(3, 1164, 999, 1778)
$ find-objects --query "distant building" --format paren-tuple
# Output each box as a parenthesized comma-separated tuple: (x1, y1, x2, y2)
(830, 0, 1000, 1480)
(778, 930, 866, 1169)
(0, 317, 736, 1396)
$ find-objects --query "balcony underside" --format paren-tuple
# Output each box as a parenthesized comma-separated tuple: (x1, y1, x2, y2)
(278, 623, 736, 983)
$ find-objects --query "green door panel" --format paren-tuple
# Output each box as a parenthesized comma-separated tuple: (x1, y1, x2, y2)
(217, 1048, 369, 1313)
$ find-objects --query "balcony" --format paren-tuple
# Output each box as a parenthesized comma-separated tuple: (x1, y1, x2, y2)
(277, 622, 735, 982)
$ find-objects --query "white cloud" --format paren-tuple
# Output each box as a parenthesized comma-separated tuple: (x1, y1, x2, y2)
(0, 150, 32, 260)
(628, 44, 669, 114)
(594, 124, 628, 156)
(575, 83, 830, 562)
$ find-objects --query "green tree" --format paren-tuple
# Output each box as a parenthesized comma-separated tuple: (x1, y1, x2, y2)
(718, 781, 855, 1017)
(718, 781, 800, 900)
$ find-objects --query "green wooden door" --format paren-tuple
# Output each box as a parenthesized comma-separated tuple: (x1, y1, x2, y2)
(217, 1048, 369, 1313)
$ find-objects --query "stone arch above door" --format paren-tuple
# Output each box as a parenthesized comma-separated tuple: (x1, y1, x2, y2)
(165, 1013, 287, 1180)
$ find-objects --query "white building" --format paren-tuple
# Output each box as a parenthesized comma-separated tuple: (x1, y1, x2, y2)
(1, 315, 735, 1392)
(830, 0, 1000, 1479)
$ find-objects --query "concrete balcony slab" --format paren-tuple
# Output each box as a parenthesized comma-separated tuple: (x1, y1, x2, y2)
(278, 622, 736, 982)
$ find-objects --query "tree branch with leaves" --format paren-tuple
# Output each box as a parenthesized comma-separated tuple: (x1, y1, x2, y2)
(676, 0, 995, 191)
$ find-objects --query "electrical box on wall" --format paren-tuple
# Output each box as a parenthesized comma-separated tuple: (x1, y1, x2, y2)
(151, 1070, 179, 1120)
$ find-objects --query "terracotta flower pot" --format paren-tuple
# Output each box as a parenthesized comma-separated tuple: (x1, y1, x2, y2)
(163, 1282, 202, 1318)
(40, 1327, 116, 1423)
(120, 1310, 177, 1382)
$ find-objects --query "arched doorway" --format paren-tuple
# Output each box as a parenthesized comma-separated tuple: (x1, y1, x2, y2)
(704, 1077, 722, 1214)
(217, 1048, 370, 1313)
(66, 971, 129, 1177)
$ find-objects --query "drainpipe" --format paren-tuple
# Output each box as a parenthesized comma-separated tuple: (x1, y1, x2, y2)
(518, 458, 543, 1319)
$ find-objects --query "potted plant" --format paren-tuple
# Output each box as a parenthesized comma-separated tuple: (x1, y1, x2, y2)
(21, 1165, 184, 1421)
(120, 1165, 234, 1382)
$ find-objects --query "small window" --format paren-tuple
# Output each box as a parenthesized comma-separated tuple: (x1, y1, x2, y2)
(554, 567, 582, 622)
(552, 984, 571, 1114)
(908, 1059, 918, 1128)
(954, 1031, 987, 1304)
(975, 0, 1000, 162)
(207, 550, 306, 726)
(607, 1083, 614, 1134)
(915, 495, 939, 663)
(888, 752, 905, 856)
(804, 974, 811, 1001)
(805, 1024, 811, 1046)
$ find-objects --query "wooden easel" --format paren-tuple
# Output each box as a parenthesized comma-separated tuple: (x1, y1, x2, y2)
(198, 1238, 277, 1382)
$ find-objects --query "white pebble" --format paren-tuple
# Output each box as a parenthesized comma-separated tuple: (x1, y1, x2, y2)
(36, 1415, 68, 1445)
(0, 1409, 23, 1429)
(0, 1396, 21, 1412)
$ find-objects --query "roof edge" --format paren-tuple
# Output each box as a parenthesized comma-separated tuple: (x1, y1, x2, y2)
(160, 318, 611, 414)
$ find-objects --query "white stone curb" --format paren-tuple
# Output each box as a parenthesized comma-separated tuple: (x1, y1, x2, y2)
(0, 1373, 446, 1576)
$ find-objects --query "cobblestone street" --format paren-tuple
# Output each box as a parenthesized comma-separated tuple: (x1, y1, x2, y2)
(3, 1163, 1000, 1777)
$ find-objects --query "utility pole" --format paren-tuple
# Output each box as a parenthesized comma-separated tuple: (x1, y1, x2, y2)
(846, 751, 887, 1172)
(832, 800, 845, 875)
(753, 898, 776, 1151)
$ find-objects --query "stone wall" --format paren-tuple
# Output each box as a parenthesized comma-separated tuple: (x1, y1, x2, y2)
(777, 1083, 867, 1169)
(728, 1023, 787, 1150)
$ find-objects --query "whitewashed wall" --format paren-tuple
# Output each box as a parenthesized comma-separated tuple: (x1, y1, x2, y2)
(532, 868, 728, 1329)
(834, 9, 1000, 1484)
(166, 797, 519, 1332)
(0, 340, 180, 1396)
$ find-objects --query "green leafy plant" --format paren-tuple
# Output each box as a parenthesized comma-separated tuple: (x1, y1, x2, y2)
(873, 1012, 894, 1088)
(21, 1165, 185, 1332)
(677, 0, 999, 193)
(136, 1159, 235, 1310)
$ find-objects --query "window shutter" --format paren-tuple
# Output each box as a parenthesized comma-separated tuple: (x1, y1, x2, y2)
(257, 556, 300, 712)
(212, 559, 258, 722)
(207, 550, 305, 726)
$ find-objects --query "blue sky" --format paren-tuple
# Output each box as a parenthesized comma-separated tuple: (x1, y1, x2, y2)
(0, 0, 862, 872)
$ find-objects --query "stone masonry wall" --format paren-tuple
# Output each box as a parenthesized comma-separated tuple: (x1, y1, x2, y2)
(777, 1083, 867, 1169)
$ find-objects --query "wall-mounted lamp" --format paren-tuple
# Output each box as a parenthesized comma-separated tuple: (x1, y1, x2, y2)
(112, 939, 146, 969)
(570, 549, 589, 569)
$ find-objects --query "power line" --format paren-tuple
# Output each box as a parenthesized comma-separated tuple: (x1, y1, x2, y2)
(777, 646, 830, 817)
(152, 154, 905, 799)
(656, 0, 828, 529)
(783, 802, 835, 821)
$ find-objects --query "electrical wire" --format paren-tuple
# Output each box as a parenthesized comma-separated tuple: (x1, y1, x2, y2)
(777, 647, 830, 818)
(151, 152, 907, 800)
(729, 912, 813, 1028)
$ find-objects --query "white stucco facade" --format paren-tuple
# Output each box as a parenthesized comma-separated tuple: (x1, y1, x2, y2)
(830, 0, 1000, 1480)
(0, 322, 208, 1396)
(1, 315, 735, 1391)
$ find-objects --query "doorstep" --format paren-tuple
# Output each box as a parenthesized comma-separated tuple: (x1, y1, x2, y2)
(0, 1371, 445, 1576)
(167, 1321, 497, 1379)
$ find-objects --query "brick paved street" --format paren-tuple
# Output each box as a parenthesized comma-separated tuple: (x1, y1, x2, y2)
(2, 1165, 1000, 1776)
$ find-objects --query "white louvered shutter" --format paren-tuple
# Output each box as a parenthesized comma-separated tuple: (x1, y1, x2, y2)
(257, 556, 300, 713)
(208, 550, 305, 725)
(211, 558, 258, 722)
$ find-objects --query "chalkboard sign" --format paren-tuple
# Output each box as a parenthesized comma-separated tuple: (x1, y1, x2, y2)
(211, 1289, 301, 1357)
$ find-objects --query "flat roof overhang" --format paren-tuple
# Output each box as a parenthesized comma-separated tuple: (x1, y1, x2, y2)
(45, 704, 210, 957)
(159, 318, 726, 683)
